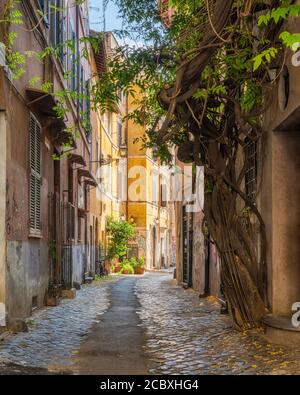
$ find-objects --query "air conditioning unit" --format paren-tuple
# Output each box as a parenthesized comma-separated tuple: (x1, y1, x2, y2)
(0, 42, 6, 67)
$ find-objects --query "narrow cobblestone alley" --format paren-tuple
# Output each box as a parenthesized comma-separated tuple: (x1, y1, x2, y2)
(1, 272, 300, 375)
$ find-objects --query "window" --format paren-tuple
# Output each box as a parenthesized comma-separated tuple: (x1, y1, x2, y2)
(96, 139, 99, 173)
(160, 183, 167, 207)
(79, 64, 85, 111)
(78, 217, 82, 242)
(68, 19, 78, 91)
(38, 0, 50, 27)
(79, 68, 91, 137)
(152, 171, 159, 204)
(118, 122, 123, 146)
(78, 182, 85, 209)
(29, 113, 42, 235)
(245, 138, 257, 203)
(85, 80, 91, 135)
(81, 0, 90, 35)
(50, 0, 67, 66)
(107, 113, 111, 134)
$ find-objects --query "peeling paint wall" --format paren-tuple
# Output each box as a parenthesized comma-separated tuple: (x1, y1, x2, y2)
(72, 245, 86, 284)
(6, 240, 48, 319)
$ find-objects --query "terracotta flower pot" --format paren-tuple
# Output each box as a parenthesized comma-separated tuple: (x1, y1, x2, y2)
(45, 295, 59, 307)
(123, 269, 130, 275)
(114, 265, 122, 273)
(134, 267, 145, 275)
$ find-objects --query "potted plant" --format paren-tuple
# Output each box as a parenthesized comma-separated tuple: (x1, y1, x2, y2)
(106, 217, 135, 271)
(134, 257, 145, 275)
(120, 260, 134, 275)
(45, 280, 59, 307)
(111, 258, 122, 273)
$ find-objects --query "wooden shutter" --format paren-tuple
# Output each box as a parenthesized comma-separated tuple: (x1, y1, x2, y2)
(29, 113, 42, 235)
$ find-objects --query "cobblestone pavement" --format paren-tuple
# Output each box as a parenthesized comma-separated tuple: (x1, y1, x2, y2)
(0, 281, 111, 372)
(1, 272, 300, 375)
(136, 272, 300, 375)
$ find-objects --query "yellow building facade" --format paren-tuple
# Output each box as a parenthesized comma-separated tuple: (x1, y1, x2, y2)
(89, 33, 126, 268)
(89, 32, 175, 271)
(126, 95, 176, 269)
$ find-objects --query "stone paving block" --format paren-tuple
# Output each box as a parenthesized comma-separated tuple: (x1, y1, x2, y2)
(0, 282, 110, 369)
(136, 273, 300, 375)
(1, 273, 300, 375)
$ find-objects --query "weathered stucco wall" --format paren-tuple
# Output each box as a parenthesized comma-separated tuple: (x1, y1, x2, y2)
(72, 245, 86, 285)
(0, 111, 7, 326)
(261, 29, 300, 315)
(6, 240, 48, 319)
(192, 211, 205, 294)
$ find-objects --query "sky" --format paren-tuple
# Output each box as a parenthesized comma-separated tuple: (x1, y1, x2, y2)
(90, 0, 145, 47)
(90, 0, 122, 33)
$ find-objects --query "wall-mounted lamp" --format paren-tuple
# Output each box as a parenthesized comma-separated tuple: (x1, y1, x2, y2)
(90, 142, 128, 167)
(129, 216, 136, 225)
(119, 142, 128, 159)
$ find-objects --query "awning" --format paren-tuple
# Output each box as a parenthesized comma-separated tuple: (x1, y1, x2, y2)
(78, 169, 98, 188)
(69, 153, 86, 167)
(26, 88, 58, 117)
(26, 88, 75, 147)
(85, 179, 98, 188)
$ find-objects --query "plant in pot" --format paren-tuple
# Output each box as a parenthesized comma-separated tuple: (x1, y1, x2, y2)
(45, 279, 59, 307)
(120, 260, 134, 275)
(134, 257, 145, 275)
(106, 217, 135, 272)
(111, 258, 121, 273)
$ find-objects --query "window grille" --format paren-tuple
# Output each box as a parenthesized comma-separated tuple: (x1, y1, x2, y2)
(38, 0, 50, 27)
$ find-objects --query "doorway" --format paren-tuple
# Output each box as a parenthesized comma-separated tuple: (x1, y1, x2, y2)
(182, 205, 193, 288)
(152, 226, 157, 269)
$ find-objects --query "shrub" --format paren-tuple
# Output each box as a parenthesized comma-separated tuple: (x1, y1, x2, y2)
(106, 217, 135, 260)
(120, 262, 134, 274)
(129, 257, 137, 268)
(135, 257, 145, 269)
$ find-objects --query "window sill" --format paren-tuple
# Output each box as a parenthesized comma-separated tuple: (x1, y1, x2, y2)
(29, 232, 43, 239)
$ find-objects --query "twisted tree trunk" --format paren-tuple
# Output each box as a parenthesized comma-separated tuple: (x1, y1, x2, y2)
(154, 0, 281, 329)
